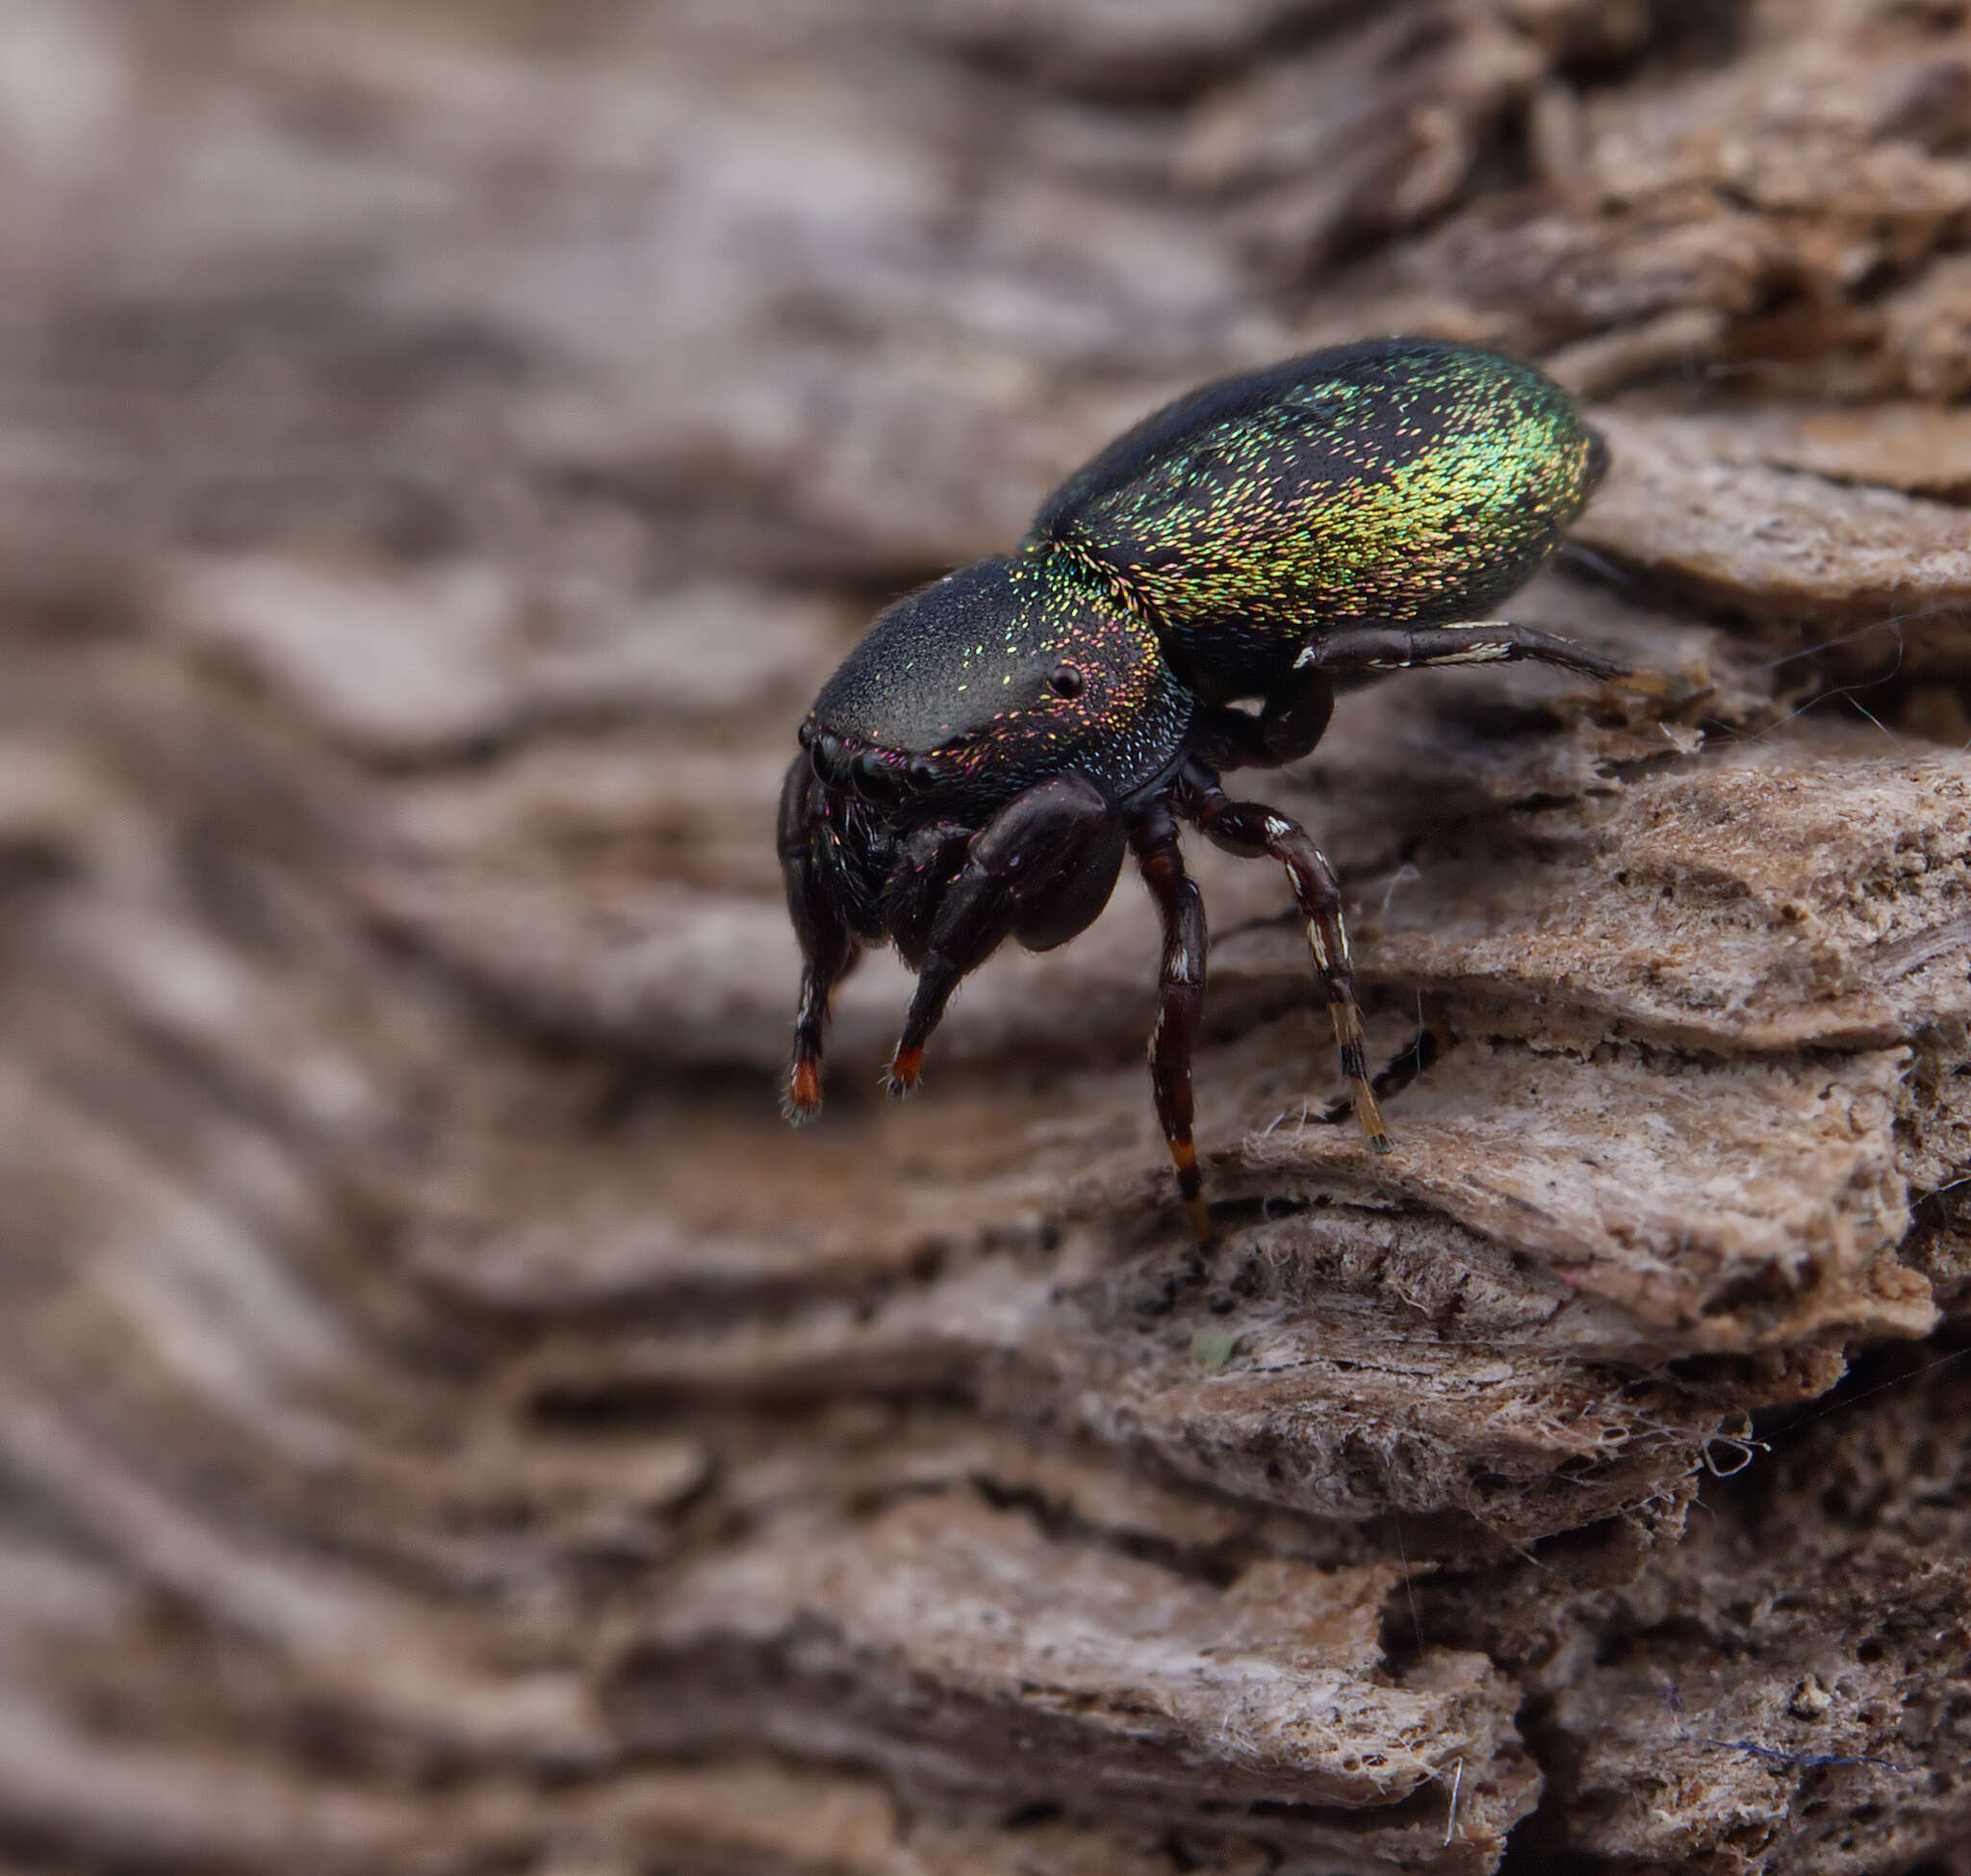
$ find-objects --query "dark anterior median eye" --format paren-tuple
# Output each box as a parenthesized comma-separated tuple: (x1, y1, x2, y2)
(1049, 663, 1085, 699)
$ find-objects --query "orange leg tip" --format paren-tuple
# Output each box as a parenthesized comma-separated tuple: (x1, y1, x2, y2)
(1184, 1193, 1217, 1247)
(883, 1046, 923, 1098)
(783, 1061, 823, 1125)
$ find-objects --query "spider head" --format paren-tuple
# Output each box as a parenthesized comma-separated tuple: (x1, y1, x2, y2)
(803, 553, 1192, 816)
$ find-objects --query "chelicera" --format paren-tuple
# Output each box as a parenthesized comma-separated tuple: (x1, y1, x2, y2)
(778, 337, 1629, 1245)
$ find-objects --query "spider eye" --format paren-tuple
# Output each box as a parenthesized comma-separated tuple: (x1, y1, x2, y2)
(1048, 663, 1085, 700)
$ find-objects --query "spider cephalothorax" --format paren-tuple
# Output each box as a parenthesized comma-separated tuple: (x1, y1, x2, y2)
(779, 337, 1628, 1245)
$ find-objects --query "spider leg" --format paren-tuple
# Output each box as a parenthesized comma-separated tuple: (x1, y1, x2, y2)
(887, 773, 1119, 1095)
(1128, 801, 1214, 1247)
(1182, 775, 1390, 1150)
(883, 821, 974, 971)
(1296, 620, 1629, 681)
(778, 750, 862, 1121)
(1195, 663, 1337, 773)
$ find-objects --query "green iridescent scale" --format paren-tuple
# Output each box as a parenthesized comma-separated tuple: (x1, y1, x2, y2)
(1029, 337, 1605, 697)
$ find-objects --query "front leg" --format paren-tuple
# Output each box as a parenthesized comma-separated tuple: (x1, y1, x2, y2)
(886, 773, 1121, 1094)
(883, 821, 974, 971)
(778, 751, 863, 1121)
(1296, 620, 1629, 681)
(1181, 772, 1390, 1151)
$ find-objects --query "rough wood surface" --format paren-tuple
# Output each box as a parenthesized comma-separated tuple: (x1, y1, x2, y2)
(4, 2, 1971, 1872)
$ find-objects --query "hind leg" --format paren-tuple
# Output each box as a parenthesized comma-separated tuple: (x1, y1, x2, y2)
(1296, 621, 1629, 681)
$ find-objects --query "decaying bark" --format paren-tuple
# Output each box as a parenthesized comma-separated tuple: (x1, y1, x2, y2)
(3, 1, 1971, 1871)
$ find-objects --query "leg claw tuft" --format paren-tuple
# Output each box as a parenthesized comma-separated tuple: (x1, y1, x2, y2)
(783, 1059, 823, 1125)
(883, 1047, 924, 1099)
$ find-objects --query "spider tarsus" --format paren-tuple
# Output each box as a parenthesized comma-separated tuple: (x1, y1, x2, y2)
(1351, 1079, 1391, 1146)
(783, 1059, 824, 1125)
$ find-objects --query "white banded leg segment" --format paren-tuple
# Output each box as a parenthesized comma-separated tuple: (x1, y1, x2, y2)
(1407, 621, 1519, 667)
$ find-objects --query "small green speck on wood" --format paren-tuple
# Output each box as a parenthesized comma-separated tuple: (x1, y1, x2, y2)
(1191, 1328, 1241, 1373)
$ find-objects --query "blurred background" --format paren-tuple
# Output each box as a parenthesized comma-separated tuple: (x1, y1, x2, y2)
(5, 1, 1971, 1871)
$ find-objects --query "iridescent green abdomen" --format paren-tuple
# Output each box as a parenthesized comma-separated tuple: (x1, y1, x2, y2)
(1028, 337, 1605, 697)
